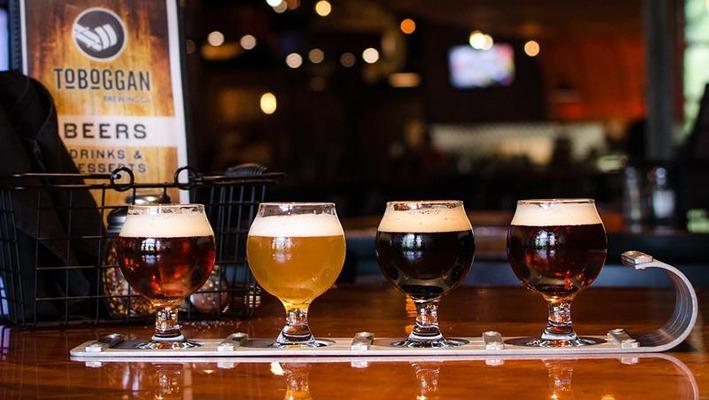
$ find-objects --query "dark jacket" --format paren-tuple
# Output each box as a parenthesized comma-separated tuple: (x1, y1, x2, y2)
(0, 71, 101, 323)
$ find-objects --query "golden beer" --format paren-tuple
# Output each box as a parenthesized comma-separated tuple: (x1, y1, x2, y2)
(246, 203, 346, 347)
(247, 235, 346, 306)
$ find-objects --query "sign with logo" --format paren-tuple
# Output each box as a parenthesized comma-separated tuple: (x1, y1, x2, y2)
(11, 0, 189, 203)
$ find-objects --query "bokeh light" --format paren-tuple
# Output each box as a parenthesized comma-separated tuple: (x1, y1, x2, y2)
(362, 48, 380, 64)
(400, 18, 416, 35)
(207, 31, 225, 47)
(260, 92, 277, 114)
(286, 53, 303, 68)
(315, 0, 332, 17)
(240, 35, 257, 50)
(340, 52, 355, 67)
(524, 40, 541, 57)
(308, 48, 325, 64)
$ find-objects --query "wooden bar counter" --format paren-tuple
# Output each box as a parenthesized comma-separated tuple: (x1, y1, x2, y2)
(1, 286, 706, 399)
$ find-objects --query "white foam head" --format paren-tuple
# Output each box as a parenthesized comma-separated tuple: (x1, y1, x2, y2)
(510, 199, 603, 226)
(377, 201, 472, 233)
(248, 214, 344, 237)
(120, 213, 214, 238)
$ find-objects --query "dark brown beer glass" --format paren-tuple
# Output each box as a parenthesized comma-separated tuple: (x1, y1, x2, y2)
(117, 204, 216, 349)
(507, 199, 607, 347)
(376, 200, 475, 348)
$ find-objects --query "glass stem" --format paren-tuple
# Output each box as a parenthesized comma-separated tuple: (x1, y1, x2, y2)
(410, 298, 443, 341)
(541, 300, 578, 341)
(152, 306, 184, 341)
(277, 304, 315, 344)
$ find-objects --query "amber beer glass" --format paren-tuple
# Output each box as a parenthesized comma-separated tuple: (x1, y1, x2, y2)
(376, 201, 475, 348)
(116, 204, 216, 349)
(507, 199, 607, 347)
(247, 203, 346, 347)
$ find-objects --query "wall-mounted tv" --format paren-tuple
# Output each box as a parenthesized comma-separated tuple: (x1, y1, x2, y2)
(0, 8, 7, 71)
(448, 44, 514, 89)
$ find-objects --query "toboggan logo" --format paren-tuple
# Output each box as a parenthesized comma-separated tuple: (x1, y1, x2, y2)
(72, 7, 127, 61)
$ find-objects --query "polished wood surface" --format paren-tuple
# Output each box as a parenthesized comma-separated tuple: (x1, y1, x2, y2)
(1, 286, 707, 399)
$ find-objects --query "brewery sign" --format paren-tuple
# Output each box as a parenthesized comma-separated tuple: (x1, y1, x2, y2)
(10, 0, 189, 201)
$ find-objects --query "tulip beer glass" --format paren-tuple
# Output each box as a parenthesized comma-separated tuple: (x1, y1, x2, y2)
(247, 203, 346, 347)
(507, 199, 607, 347)
(376, 200, 475, 348)
(116, 204, 216, 349)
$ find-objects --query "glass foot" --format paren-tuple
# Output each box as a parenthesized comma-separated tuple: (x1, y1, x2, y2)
(272, 338, 335, 348)
(505, 337, 605, 347)
(136, 335, 202, 350)
(391, 337, 469, 348)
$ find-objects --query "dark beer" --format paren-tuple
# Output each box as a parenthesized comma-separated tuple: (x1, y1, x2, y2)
(116, 235, 216, 307)
(507, 224, 606, 300)
(376, 200, 474, 347)
(376, 231, 475, 300)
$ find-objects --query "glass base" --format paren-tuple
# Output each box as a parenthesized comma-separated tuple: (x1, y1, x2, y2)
(136, 334, 202, 350)
(272, 338, 335, 349)
(505, 337, 605, 347)
(391, 337, 469, 348)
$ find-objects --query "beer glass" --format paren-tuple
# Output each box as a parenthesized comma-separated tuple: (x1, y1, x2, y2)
(376, 200, 475, 348)
(247, 203, 346, 347)
(507, 199, 607, 347)
(116, 204, 216, 349)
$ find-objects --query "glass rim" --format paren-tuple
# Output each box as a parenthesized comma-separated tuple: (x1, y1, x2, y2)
(259, 202, 336, 207)
(386, 200, 463, 207)
(127, 203, 204, 207)
(516, 198, 595, 205)
(126, 204, 205, 214)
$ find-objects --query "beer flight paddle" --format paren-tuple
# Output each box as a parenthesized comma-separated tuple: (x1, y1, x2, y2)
(72, 199, 698, 358)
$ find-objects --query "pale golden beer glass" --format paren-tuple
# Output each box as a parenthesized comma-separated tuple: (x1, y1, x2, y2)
(247, 203, 346, 347)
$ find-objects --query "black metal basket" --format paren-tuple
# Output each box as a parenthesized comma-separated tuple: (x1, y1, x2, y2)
(0, 165, 283, 327)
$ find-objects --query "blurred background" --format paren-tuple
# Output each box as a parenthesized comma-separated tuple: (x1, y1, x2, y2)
(1, 0, 708, 226)
(165, 0, 708, 226)
(1, 0, 709, 283)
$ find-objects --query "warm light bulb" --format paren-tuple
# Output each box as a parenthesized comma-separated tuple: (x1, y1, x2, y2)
(272, 1, 288, 13)
(400, 18, 416, 34)
(469, 30, 493, 50)
(207, 31, 225, 47)
(524, 40, 540, 57)
(308, 48, 325, 64)
(362, 47, 380, 64)
(260, 92, 277, 115)
(240, 35, 257, 50)
(340, 52, 355, 67)
(285, 53, 303, 68)
(315, 0, 332, 17)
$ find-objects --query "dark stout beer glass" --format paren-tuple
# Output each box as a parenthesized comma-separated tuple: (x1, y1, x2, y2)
(507, 199, 607, 347)
(117, 204, 216, 349)
(376, 200, 475, 348)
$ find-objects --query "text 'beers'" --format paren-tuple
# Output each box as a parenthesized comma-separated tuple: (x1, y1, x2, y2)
(63, 122, 147, 139)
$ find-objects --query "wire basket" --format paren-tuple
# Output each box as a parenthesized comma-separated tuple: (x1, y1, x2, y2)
(0, 165, 283, 327)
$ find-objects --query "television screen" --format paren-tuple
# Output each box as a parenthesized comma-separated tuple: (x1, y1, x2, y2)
(0, 8, 7, 71)
(448, 44, 514, 88)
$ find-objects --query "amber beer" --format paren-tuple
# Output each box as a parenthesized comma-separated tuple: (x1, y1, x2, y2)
(247, 213, 346, 307)
(117, 211, 216, 308)
(507, 201, 607, 300)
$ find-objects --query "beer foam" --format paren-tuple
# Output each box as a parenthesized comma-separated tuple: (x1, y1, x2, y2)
(511, 201, 602, 226)
(378, 206, 472, 233)
(119, 213, 215, 238)
(248, 214, 344, 237)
